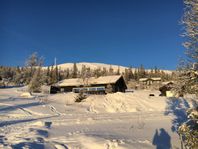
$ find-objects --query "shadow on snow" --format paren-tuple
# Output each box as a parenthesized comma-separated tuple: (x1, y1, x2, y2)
(0, 116, 56, 127)
(0, 102, 44, 113)
(152, 128, 171, 149)
(164, 97, 190, 132)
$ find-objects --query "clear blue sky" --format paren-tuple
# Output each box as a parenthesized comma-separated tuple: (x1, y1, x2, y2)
(0, 0, 185, 69)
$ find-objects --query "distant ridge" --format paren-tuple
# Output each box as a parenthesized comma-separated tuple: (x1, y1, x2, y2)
(44, 62, 173, 74)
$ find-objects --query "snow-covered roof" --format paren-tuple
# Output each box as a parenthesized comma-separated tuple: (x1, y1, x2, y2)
(139, 78, 148, 81)
(57, 75, 123, 87)
(161, 81, 175, 85)
(151, 77, 161, 81)
(139, 77, 161, 82)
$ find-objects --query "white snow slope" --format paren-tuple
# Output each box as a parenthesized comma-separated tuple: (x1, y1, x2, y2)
(0, 87, 195, 149)
(44, 62, 172, 74)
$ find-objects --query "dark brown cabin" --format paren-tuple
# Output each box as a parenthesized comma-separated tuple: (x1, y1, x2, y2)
(50, 75, 127, 94)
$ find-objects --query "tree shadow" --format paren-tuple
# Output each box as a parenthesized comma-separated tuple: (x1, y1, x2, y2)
(11, 141, 45, 149)
(0, 97, 32, 103)
(0, 102, 44, 113)
(164, 97, 190, 132)
(152, 128, 172, 149)
(0, 135, 8, 147)
(29, 128, 49, 138)
(0, 116, 56, 127)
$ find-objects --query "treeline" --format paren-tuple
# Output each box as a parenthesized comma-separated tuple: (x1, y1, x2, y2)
(0, 53, 176, 89)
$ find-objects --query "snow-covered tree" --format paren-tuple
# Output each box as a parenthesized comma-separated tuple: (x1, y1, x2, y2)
(175, 0, 198, 97)
(27, 52, 44, 93)
(177, 0, 198, 148)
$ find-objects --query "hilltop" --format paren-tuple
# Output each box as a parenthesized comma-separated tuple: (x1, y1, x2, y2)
(45, 62, 173, 74)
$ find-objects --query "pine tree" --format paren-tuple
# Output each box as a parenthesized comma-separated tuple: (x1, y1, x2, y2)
(108, 65, 114, 75)
(116, 66, 120, 75)
(14, 66, 23, 85)
(128, 66, 134, 80)
(72, 63, 78, 78)
(102, 67, 108, 76)
(93, 67, 102, 78)
(55, 65, 59, 82)
(134, 69, 138, 80)
(124, 68, 129, 82)
(138, 64, 146, 78)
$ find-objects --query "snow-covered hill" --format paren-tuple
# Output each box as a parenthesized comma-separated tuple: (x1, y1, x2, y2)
(44, 62, 172, 74)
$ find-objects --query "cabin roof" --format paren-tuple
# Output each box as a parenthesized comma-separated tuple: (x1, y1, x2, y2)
(139, 77, 161, 82)
(151, 77, 161, 81)
(56, 75, 123, 87)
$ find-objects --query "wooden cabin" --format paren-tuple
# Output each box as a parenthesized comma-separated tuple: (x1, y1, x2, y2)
(139, 77, 162, 85)
(50, 75, 127, 94)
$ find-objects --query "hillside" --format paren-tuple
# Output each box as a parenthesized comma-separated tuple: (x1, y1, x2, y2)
(44, 62, 173, 74)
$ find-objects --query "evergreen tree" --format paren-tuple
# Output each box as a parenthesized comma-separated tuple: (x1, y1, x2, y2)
(116, 66, 120, 75)
(124, 68, 129, 82)
(134, 69, 138, 80)
(72, 63, 78, 78)
(138, 64, 146, 78)
(55, 65, 59, 82)
(93, 67, 102, 78)
(108, 65, 114, 75)
(14, 66, 23, 85)
(128, 66, 134, 80)
(102, 67, 108, 76)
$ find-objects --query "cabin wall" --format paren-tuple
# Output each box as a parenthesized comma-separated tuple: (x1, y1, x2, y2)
(115, 77, 127, 92)
(50, 86, 60, 94)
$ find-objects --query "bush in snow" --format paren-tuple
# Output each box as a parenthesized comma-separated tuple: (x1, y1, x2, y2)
(75, 91, 87, 102)
(178, 106, 198, 149)
(106, 84, 113, 94)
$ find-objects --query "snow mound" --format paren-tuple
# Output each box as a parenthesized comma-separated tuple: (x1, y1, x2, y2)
(20, 92, 33, 98)
(82, 90, 167, 113)
(47, 90, 168, 113)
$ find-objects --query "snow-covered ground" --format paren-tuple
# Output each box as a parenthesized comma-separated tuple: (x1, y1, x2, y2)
(0, 87, 195, 149)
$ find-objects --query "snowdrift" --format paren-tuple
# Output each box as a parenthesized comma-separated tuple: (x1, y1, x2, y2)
(49, 90, 168, 113)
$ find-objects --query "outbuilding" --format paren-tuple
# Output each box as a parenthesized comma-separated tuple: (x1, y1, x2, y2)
(139, 77, 162, 85)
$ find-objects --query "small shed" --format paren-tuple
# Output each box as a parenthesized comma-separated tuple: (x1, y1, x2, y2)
(50, 75, 127, 94)
(159, 81, 175, 96)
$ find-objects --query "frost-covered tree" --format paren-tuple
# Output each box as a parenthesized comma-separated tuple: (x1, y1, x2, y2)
(175, 0, 198, 96)
(28, 67, 42, 93)
(177, 0, 198, 148)
(27, 52, 44, 93)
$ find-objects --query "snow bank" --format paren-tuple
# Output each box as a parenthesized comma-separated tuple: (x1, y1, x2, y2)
(48, 93, 77, 105)
(83, 91, 167, 113)
(20, 92, 33, 98)
(49, 90, 168, 113)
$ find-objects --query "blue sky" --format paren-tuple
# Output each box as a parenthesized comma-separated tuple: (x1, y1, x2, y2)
(0, 0, 185, 69)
